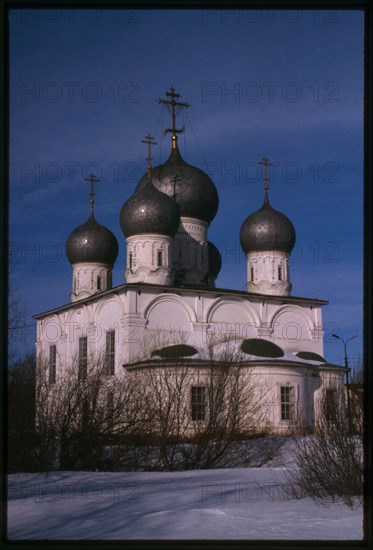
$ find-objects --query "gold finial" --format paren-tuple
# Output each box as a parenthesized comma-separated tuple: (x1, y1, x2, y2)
(84, 173, 100, 215)
(259, 155, 273, 192)
(141, 133, 158, 178)
(157, 86, 190, 148)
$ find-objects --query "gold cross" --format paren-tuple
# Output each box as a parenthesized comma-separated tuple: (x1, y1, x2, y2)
(141, 133, 158, 178)
(259, 156, 273, 191)
(84, 173, 100, 213)
(157, 86, 190, 137)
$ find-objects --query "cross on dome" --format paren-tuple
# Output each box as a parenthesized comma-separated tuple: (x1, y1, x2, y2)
(157, 86, 190, 148)
(141, 133, 158, 178)
(259, 155, 273, 194)
(84, 173, 100, 214)
(170, 174, 182, 200)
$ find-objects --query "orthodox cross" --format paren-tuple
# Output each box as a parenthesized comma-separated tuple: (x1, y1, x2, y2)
(259, 155, 273, 192)
(84, 173, 100, 214)
(170, 174, 182, 200)
(157, 86, 190, 137)
(141, 133, 158, 178)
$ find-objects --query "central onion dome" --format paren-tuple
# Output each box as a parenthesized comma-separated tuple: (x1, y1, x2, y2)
(134, 139, 219, 224)
(240, 193, 296, 254)
(66, 213, 119, 265)
(120, 178, 180, 238)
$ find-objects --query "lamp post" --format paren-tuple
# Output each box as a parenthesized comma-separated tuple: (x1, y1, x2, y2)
(332, 334, 358, 432)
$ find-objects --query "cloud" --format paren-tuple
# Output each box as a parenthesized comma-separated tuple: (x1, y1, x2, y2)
(191, 100, 363, 152)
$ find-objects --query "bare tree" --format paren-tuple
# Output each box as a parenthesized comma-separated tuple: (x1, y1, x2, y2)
(35, 353, 152, 471)
(130, 335, 276, 471)
(8, 353, 38, 472)
(291, 383, 363, 508)
(7, 284, 28, 364)
(34, 332, 282, 472)
(142, 363, 191, 470)
(349, 356, 364, 384)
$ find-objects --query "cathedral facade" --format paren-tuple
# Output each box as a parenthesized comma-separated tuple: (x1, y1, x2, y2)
(34, 88, 346, 434)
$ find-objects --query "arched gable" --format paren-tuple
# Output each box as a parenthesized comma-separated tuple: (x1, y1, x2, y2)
(144, 295, 196, 334)
(270, 305, 313, 345)
(39, 314, 63, 346)
(64, 304, 90, 334)
(206, 297, 260, 340)
(94, 295, 125, 330)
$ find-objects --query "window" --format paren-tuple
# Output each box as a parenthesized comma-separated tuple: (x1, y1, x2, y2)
(250, 267, 254, 282)
(78, 336, 88, 380)
(278, 265, 283, 281)
(191, 386, 206, 421)
(129, 252, 133, 270)
(157, 250, 163, 267)
(97, 276, 102, 290)
(73, 277, 77, 292)
(105, 330, 115, 375)
(280, 386, 295, 421)
(107, 391, 114, 428)
(49, 345, 56, 384)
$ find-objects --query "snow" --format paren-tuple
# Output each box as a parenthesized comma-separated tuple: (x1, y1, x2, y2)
(7, 466, 363, 540)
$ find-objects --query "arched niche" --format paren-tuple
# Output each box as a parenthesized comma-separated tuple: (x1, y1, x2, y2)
(207, 299, 259, 340)
(145, 296, 193, 336)
(271, 306, 312, 349)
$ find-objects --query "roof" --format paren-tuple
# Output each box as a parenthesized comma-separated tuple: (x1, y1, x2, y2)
(120, 178, 180, 238)
(240, 192, 296, 254)
(32, 283, 329, 320)
(33, 282, 329, 319)
(124, 339, 344, 371)
(135, 141, 219, 223)
(66, 212, 118, 266)
(125, 357, 344, 372)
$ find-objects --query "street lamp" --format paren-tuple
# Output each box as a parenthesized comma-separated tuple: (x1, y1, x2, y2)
(332, 333, 358, 432)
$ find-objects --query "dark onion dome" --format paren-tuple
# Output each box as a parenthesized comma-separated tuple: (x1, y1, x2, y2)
(241, 338, 284, 358)
(296, 351, 326, 362)
(208, 241, 222, 277)
(120, 178, 180, 238)
(134, 141, 219, 224)
(239, 192, 296, 254)
(66, 213, 119, 265)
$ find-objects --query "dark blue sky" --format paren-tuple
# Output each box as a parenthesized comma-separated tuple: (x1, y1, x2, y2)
(9, 8, 364, 365)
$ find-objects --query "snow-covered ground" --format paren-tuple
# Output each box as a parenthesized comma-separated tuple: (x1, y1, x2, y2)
(7, 465, 363, 540)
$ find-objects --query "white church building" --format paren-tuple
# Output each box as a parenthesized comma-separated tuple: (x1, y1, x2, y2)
(34, 87, 346, 434)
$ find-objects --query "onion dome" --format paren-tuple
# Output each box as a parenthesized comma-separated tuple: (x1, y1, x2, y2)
(66, 213, 119, 265)
(134, 139, 219, 224)
(240, 192, 296, 254)
(208, 241, 222, 277)
(120, 178, 180, 238)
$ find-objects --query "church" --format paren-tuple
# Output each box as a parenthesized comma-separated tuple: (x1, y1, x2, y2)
(34, 87, 346, 434)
